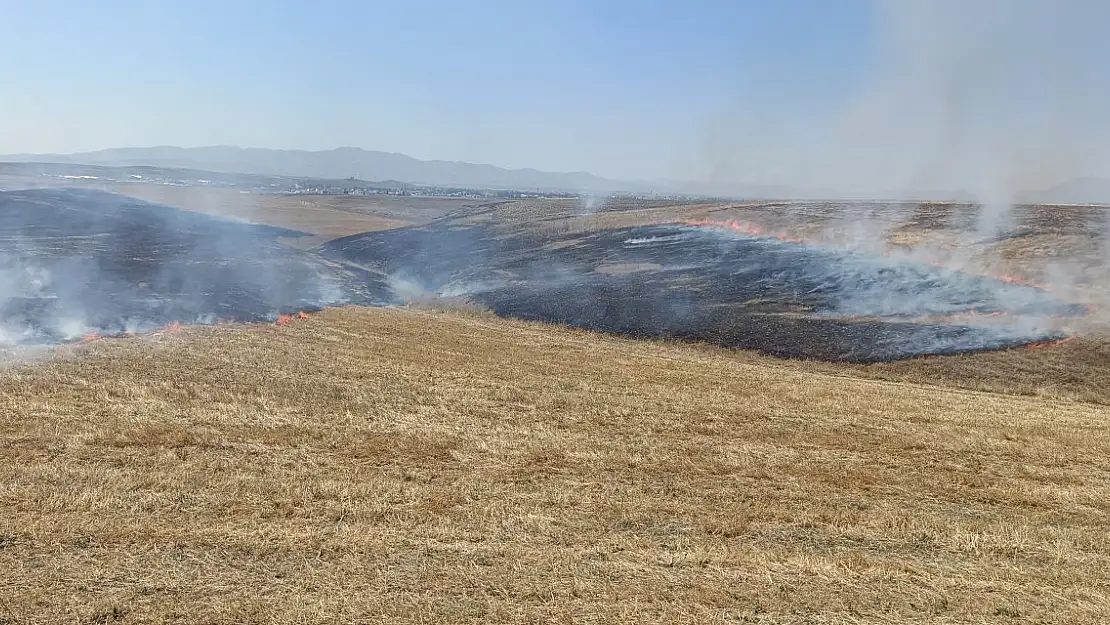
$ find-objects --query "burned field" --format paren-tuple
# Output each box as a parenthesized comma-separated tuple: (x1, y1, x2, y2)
(4, 201, 1108, 623)
(0, 188, 383, 344)
(0, 187, 1088, 361)
(321, 222, 1087, 362)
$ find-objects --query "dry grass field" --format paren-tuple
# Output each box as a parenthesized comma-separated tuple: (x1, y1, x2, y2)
(97, 184, 476, 246)
(1, 306, 1109, 624)
(2, 189, 1107, 622)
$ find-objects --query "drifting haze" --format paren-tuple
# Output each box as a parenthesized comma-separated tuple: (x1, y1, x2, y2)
(708, 1, 1110, 199)
(1, 1, 1108, 197)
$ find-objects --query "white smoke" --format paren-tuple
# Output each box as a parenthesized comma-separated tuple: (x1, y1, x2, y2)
(708, 1, 1110, 202)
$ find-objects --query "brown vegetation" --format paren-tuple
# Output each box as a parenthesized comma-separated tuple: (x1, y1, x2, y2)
(2, 306, 1109, 624)
(101, 184, 467, 244)
(4, 189, 1098, 621)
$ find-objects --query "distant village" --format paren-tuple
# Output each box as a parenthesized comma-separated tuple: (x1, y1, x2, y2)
(278, 178, 708, 203)
(3, 163, 708, 203)
(281, 178, 578, 200)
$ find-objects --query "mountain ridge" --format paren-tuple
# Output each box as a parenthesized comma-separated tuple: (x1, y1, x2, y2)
(2, 145, 627, 193)
(5, 145, 1110, 203)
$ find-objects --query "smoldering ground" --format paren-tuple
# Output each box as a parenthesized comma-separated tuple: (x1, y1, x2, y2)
(0, 187, 382, 344)
(319, 216, 1089, 363)
(0, 181, 1095, 362)
(696, 1, 1110, 308)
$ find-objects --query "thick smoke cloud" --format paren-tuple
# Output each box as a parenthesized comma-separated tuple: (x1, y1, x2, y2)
(0, 188, 375, 346)
(693, 1, 1110, 331)
(709, 1, 1110, 201)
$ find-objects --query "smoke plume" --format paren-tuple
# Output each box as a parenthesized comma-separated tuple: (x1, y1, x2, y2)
(709, 1, 1109, 201)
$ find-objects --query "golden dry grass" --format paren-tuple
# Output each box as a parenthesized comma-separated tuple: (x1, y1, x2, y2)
(2, 306, 1109, 624)
(100, 184, 444, 242)
(832, 334, 1110, 405)
(458, 198, 738, 235)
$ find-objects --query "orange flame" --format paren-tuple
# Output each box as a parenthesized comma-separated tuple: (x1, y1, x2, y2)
(274, 310, 311, 325)
(1026, 335, 1078, 350)
(685, 218, 772, 239)
(997, 273, 1043, 288)
(68, 309, 316, 346)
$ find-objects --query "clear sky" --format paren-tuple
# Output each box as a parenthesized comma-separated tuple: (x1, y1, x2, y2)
(1, 1, 1107, 191)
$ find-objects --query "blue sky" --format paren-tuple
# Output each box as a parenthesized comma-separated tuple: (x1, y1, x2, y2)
(0, 1, 1107, 189)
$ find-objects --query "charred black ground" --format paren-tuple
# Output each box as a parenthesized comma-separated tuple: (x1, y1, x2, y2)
(321, 223, 1083, 362)
(0, 189, 1085, 361)
(0, 188, 383, 343)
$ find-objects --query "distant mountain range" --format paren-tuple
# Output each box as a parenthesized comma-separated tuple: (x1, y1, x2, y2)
(1, 146, 626, 193)
(3, 145, 1109, 203)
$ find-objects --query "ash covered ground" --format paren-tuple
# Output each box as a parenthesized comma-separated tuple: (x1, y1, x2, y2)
(0, 188, 384, 343)
(320, 222, 1085, 362)
(0, 187, 1087, 361)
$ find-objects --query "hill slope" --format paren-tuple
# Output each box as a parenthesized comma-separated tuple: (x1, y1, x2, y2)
(1, 306, 1107, 624)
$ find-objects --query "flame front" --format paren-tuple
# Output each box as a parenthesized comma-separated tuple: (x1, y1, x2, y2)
(69, 309, 315, 346)
(1026, 335, 1078, 350)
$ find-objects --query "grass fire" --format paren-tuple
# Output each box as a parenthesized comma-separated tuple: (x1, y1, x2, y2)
(0, 178, 1109, 625)
(0, 188, 1093, 363)
(5, 2, 1110, 621)
(0, 188, 382, 346)
(320, 220, 1088, 362)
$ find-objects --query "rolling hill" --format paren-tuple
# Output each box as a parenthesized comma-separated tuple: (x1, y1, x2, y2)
(2, 146, 623, 192)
